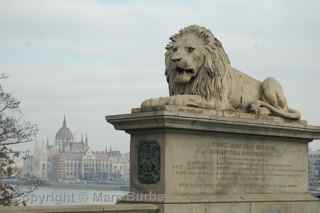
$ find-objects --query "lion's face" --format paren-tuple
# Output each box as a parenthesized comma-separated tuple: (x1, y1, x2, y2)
(167, 33, 205, 84)
(165, 25, 231, 99)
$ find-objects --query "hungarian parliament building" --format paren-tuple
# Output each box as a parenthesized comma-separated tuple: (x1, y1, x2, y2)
(22, 116, 129, 184)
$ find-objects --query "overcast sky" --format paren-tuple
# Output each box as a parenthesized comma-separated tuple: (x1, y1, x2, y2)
(1, 0, 320, 152)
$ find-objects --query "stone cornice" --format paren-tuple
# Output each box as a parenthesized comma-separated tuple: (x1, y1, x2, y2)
(106, 106, 320, 141)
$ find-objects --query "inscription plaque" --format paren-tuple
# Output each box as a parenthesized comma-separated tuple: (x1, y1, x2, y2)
(137, 141, 160, 184)
(169, 137, 307, 194)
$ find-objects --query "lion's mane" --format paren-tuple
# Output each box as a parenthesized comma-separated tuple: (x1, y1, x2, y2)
(165, 25, 231, 101)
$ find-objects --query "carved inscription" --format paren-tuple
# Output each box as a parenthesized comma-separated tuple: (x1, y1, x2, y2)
(172, 141, 306, 194)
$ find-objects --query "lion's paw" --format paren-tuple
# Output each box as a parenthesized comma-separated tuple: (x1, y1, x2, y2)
(167, 95, 185, 106)
(141, 95, 211, 109)
(141, 97, 170, 108)
(249, 103, 271, 116)
(257, 107, 271, 116)
(141, 98, 153, 108)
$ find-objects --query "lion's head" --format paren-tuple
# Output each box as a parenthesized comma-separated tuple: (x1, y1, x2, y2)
(165, 25, 231, 100)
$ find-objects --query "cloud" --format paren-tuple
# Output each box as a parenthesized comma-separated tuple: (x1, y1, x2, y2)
(1, 0, 320, 151)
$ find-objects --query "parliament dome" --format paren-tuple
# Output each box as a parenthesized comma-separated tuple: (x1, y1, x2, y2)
(55, 116, 73, 141)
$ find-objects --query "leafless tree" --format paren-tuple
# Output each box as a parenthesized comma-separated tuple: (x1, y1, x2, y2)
(0, 74, 38, 206)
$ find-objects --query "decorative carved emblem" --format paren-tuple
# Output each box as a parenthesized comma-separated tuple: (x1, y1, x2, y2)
(137, 141, 160, 184)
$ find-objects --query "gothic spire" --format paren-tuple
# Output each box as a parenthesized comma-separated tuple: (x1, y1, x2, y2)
(81, 133, 84, 143)
(85, 133, 88, 146)
(63, 114, 67, 127)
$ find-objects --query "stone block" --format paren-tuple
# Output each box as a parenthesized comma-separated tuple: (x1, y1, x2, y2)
(107, 107, 320, 203)
(107, 107, 320, 213)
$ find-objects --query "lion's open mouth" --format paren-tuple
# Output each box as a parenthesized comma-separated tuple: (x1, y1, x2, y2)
(175, 67, 194, 75)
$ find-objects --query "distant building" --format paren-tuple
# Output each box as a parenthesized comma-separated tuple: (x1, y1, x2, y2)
(54, 116, 88, 153)
(33, 140, 48, 179)
(22, 151, 33, 177)
(82, 151, 97, 180)
(23, 115, 129, 184)
(22, 141, 48, 180)
(309, 150, 320, 188)
(49, 116, 88, 181)
(81, 148, 129, 183)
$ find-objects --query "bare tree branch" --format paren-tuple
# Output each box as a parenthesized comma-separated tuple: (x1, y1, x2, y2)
(0, 74, 38, 206)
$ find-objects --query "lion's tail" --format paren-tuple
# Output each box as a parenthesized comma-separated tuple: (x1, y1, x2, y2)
(255, 101, 301, 120)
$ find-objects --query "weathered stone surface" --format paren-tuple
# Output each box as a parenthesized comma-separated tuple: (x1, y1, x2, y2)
(4, 201, 320, 213)
(165, 132, 308, 195)
(141, 25, 301, 120)
(109, 106, 315, 140)
(251, 202, 320, 213)
(161, 203, 250, 213)
(106, 107, 320, 204)
(104, 25, 320, 213)
(160, 202, 320, 213)
(0, 204, 159, 213)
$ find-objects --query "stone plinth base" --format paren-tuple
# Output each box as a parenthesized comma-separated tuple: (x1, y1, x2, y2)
(106, 106, 320, 213)
(159, 201, 320, 213)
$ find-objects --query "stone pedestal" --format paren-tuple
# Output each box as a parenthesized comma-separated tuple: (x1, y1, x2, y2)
(106, 106, 320, 213)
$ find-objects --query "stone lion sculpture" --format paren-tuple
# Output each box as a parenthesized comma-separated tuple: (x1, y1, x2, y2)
(142, 25, 301, 120)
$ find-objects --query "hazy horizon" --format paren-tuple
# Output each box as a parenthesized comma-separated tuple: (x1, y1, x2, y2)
(2, 0, 320, 152)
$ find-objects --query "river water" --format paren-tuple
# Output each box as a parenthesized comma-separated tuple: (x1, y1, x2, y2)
(23, 186, 127, 206)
